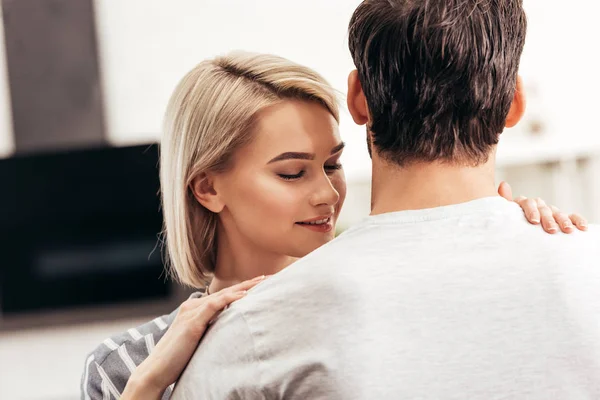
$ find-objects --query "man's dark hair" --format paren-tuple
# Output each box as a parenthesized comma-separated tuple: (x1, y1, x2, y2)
(348, 0, 527, 166)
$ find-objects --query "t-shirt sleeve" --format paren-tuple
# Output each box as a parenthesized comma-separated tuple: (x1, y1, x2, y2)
(80, 351, 103, 400)
(170, 308, 268, 399)
(80, 314, 175, 400)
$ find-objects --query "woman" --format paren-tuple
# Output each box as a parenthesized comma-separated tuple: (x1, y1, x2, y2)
(81, 51, 587, 400)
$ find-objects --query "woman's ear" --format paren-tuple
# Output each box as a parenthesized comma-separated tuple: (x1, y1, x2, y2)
(505, 75, 527, 128)
(190, 173, 225, 213)
(347, 70, 370, 126)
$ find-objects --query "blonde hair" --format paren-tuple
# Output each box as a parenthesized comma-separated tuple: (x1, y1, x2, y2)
(160, 51, 340, 288)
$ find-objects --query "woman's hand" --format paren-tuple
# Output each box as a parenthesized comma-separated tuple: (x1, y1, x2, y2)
(498, 181, 588, 234)
(121, 275, 267, 400)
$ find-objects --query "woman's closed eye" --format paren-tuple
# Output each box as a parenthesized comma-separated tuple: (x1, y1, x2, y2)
(277, 163, 342, 181)
(278, 170, 305, 181)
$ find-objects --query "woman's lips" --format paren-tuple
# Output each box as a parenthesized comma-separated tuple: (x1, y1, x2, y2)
(296, 217, 334, 233)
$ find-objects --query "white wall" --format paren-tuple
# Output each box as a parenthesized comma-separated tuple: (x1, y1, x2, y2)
(0, 5, 14, 158)
(518, 0, 600, 141)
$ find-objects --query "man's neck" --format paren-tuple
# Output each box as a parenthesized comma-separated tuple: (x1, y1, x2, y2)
(370, 151, 499, 215)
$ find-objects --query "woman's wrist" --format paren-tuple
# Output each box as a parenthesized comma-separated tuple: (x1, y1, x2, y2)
(121, 361, 165, 400)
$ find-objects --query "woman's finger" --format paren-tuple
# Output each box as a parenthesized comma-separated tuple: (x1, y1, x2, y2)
(569, 213, 588, 231)
(191, 276, 268, 326)
(497, 181, 513, 201)
(538, 205, 558, 233)
(178, 297, 207, 314)
(516, 197, 540, 224)
(205, 290, 247, 314)
(201, 290, 248, 324)
(549, 205, 574, 233)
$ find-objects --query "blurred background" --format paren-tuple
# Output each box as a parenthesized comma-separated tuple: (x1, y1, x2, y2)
(0, 1, 598, 399)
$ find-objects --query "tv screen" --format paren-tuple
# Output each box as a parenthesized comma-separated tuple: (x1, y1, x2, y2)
(0, 144, 169, 314)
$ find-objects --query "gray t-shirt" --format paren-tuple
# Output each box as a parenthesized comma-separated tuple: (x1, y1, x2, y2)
(172, 196, 600, 399)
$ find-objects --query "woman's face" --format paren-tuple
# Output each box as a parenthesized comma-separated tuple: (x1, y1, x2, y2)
(214, 100, 347, 258)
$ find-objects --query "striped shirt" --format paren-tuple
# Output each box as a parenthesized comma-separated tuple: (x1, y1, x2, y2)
(80, 291, 204, 400)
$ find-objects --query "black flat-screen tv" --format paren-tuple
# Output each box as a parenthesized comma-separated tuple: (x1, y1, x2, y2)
(0, 144, 170, 314)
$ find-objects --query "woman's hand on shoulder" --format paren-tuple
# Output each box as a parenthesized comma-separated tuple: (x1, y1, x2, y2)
(498, 181, 588, 234)
(121, 275, 267, 400)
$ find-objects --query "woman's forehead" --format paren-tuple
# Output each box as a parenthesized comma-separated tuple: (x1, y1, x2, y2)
(250, 100, 341, 151)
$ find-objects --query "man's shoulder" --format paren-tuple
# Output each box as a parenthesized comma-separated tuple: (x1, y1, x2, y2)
(232, 237, 361, 322)
(285, 227, 370, 271)
(531, 223, 600, 252)
(551, 223, 600, 257)
(256, 236, 359, 289)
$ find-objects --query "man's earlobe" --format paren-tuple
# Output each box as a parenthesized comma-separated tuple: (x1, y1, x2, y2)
(505, 75, 526, 128)
(347, 70, 370, 126)
(190, 173, 225, 213)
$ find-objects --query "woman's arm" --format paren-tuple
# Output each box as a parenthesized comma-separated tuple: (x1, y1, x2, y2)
(498, 181, 587, 234)
(120, 276, 267, 400)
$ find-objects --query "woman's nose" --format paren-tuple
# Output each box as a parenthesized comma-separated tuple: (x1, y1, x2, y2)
(309, 173, 340, 207)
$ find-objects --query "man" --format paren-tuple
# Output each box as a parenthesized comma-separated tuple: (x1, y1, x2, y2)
(172, 0, 600, 398)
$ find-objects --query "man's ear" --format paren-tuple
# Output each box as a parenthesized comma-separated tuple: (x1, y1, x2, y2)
(505, 75, 526, 128)
(347, 70, 370, 126)
(190, 173, 225, 213)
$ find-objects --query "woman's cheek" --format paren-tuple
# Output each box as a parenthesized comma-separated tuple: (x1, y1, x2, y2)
(255, 177, 304, 212)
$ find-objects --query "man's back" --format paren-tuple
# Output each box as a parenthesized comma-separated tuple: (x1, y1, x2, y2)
(173, 197, 600, 399)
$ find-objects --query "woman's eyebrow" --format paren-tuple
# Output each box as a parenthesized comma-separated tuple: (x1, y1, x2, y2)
(268, 142, 345, 164)
(268, 152, 314, 164)
(330, 142, 345, 155)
